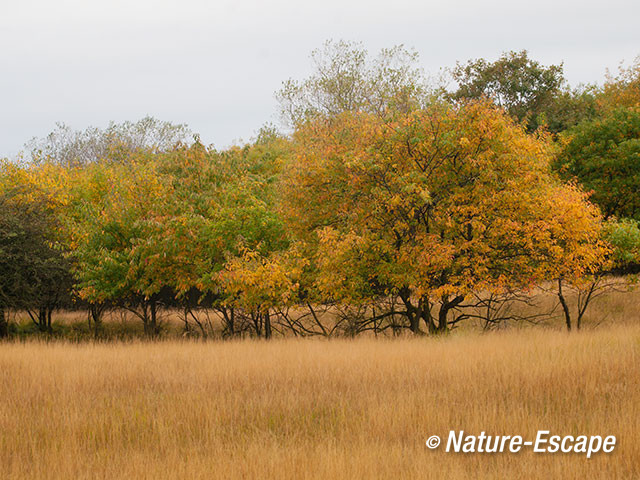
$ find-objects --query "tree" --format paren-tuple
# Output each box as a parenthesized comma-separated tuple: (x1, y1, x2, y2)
(604, 218, 640, 271)
(67, 134, 292, 337)
(194, 134, 292, 337)
(66, 150, 174, 335)
(276, 40, 428, 127)
(283, 101, 607, 334)
(538, 85, 599, 135)
(551, 218, 638, 332)
(555, 107, 640, 221)
(0, 190, 74, 335)
(216, 248, 303, 338)
(26, 116, 192, 167)
(599, 56, 640, 110)
(450, 50, 566, 133)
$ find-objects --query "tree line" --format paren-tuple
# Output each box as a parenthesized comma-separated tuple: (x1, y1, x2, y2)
(1, 41, 639, 338)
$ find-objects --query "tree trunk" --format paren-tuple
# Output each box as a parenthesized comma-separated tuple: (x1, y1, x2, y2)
(140, 300, 159, 337)
(437, 295, 465, 333)
(221, 307, 235, 337)
(557, 278, 572, 332)
(409, 309, 421, 334)
(252, 312, 262, 337)
(140, 302, 150, 336)
(149, 297, 159, 337)
(421, 300, 437, 334)
(90, 303, 104, 338)
(576, 279, 598, 331)
(182, 306, 191, 334)
(264, 310, 272, 340)
(38, 308, 48, 333)
(437, 305, 448, 333)
(0, 306, 7, 338)
(399, 288, 423, 335)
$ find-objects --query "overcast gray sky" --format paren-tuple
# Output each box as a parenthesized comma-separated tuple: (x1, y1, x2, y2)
(1, 0, 638, 157)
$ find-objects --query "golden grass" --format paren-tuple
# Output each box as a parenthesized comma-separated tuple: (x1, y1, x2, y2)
(1, 325, 639, 479)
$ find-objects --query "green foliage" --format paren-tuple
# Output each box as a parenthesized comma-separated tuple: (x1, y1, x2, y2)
(555, 107, 640, 220)
(67, 137, 291, 314)
(539, 85, 600, 134)
(0, 189, 74, 327)
(604, 218, 640, 268)
(450, 50, 566, 133)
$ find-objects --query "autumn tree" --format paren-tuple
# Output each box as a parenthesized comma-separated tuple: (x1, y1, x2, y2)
(546, 58, 639, 329)
(198, 131, 293, 337)
(65, 148, 180, 335)
(216, 248, 303, 338)
(0, 159, 77, 335)
(161, 135, 291, 337)
(599, 56, 640, 110)
(553, 218, 640, 333)
(283, 101, 606, 334)
(67, 132, 292, 337)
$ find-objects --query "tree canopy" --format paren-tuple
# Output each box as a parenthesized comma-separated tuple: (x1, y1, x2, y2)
(0, 188, 74, 333)
(26, 117, 192, 167)
(450, 50, 567, 133)
(283, 101, 606, 333)
(555, 107, 640, 221)
(276, 40, 428, 126)
(1, 42, 637, 338)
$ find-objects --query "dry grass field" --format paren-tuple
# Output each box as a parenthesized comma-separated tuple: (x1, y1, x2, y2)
(1, 324, 639, 479)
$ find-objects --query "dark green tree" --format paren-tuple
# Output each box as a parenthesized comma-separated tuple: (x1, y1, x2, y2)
(554, 107, 640, 221)
(0, 191, 74, 335)
(450, 50, 568, 133)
